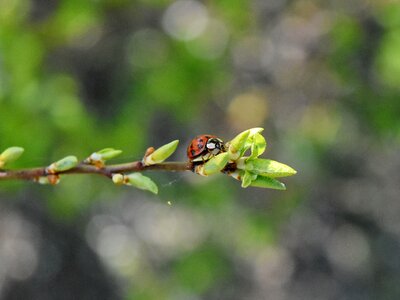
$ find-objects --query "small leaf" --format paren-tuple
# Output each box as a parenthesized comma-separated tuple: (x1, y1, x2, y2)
(86, 148, 122, 167)
(143, 140, 179, 166)
(0, 147, 24, 167)
(126, 173, 158, 194)
(241, 171, 253, 188)
(247, 133, 266, 160)
(228, 130, 251, 160)
(245, 159, 297, 177)
(96, 148, 123, 160)
(250, 175, 286, 190)
(47, 156, 78, 173)
(227, 128, 266, 160)
(203, 152, 229, 175)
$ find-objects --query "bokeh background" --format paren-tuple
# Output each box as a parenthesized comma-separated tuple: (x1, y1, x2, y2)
(1, 0, 400, 299)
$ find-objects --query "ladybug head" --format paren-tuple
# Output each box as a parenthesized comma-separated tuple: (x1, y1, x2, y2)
(206, 138, 225, 152)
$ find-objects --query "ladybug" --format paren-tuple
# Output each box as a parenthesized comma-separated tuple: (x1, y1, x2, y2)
(187, 135, 226, 162)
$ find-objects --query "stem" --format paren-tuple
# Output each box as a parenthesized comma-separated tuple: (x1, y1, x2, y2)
(0, 161, 193, 181)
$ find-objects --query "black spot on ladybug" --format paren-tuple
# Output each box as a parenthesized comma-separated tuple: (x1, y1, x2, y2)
(191, 150, 196, 156)
(197, 142, 203, 149)
(199, 139, 204, 142)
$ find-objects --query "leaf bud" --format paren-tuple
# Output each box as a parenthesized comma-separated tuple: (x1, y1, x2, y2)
(47, 156, 78, 173)
(0, 147, 24, 168)
(143, 140, 179, 166)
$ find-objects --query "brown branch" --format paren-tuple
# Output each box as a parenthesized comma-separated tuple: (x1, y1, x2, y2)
(0, 161, 193, 181)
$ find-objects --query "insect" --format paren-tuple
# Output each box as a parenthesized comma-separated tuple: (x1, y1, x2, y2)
(187, 135, 226, 162)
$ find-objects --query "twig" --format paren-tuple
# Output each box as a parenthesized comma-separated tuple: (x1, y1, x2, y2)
(0, 161, 193, 181)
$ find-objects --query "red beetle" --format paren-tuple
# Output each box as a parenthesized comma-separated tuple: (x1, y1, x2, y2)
(187, 135, 226, 162)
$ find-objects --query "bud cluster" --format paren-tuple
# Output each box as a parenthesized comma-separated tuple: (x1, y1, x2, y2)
(193, 128, 297, 190)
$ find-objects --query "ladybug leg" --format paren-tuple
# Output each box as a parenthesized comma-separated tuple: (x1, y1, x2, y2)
(203, 150, 213, 163)
(200, 150, 212, 164)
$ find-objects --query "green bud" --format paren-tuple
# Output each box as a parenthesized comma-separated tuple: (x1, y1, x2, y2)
(227, 130, 250, 160)
(95, 148, 123, 160)
(245, 158, 297, 177)
(249, 175, 286, 190)
(0, 147, 24, 167)
(126, 173, 158, 194)
(85, 148, 122, 167)
(47, 156, 78, 173)
(203, 152, 229, 175)
(112, 173, 124, 185)
(143, 140, 179, 166)
(228, 128, 265, 161)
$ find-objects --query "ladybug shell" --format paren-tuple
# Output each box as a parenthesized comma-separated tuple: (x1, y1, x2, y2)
(187, 135, 218, 160)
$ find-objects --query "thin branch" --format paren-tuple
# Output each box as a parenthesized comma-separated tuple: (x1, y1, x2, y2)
(0, 161, 193, 181)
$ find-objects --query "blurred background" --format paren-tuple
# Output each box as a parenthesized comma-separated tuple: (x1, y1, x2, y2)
(1, 0, 400, 299)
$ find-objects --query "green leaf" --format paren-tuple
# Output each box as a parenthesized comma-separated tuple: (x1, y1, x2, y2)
(228, 129, 251, 160)
(228, 128, 265, 160)
(96, 148, 123, 160)
(250, 176, 286, 190)
(239, 128, 266, 158)
(126, 173, 158, 194)
(144, 140, 179, 165)
(245, 158, 297, 177)
(203, 152, 229, 175)
(48, 156, 78, 173)
(241, 171, 253, 188)
(247, 133, 266, 160)
(0, 146, 24, 167)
